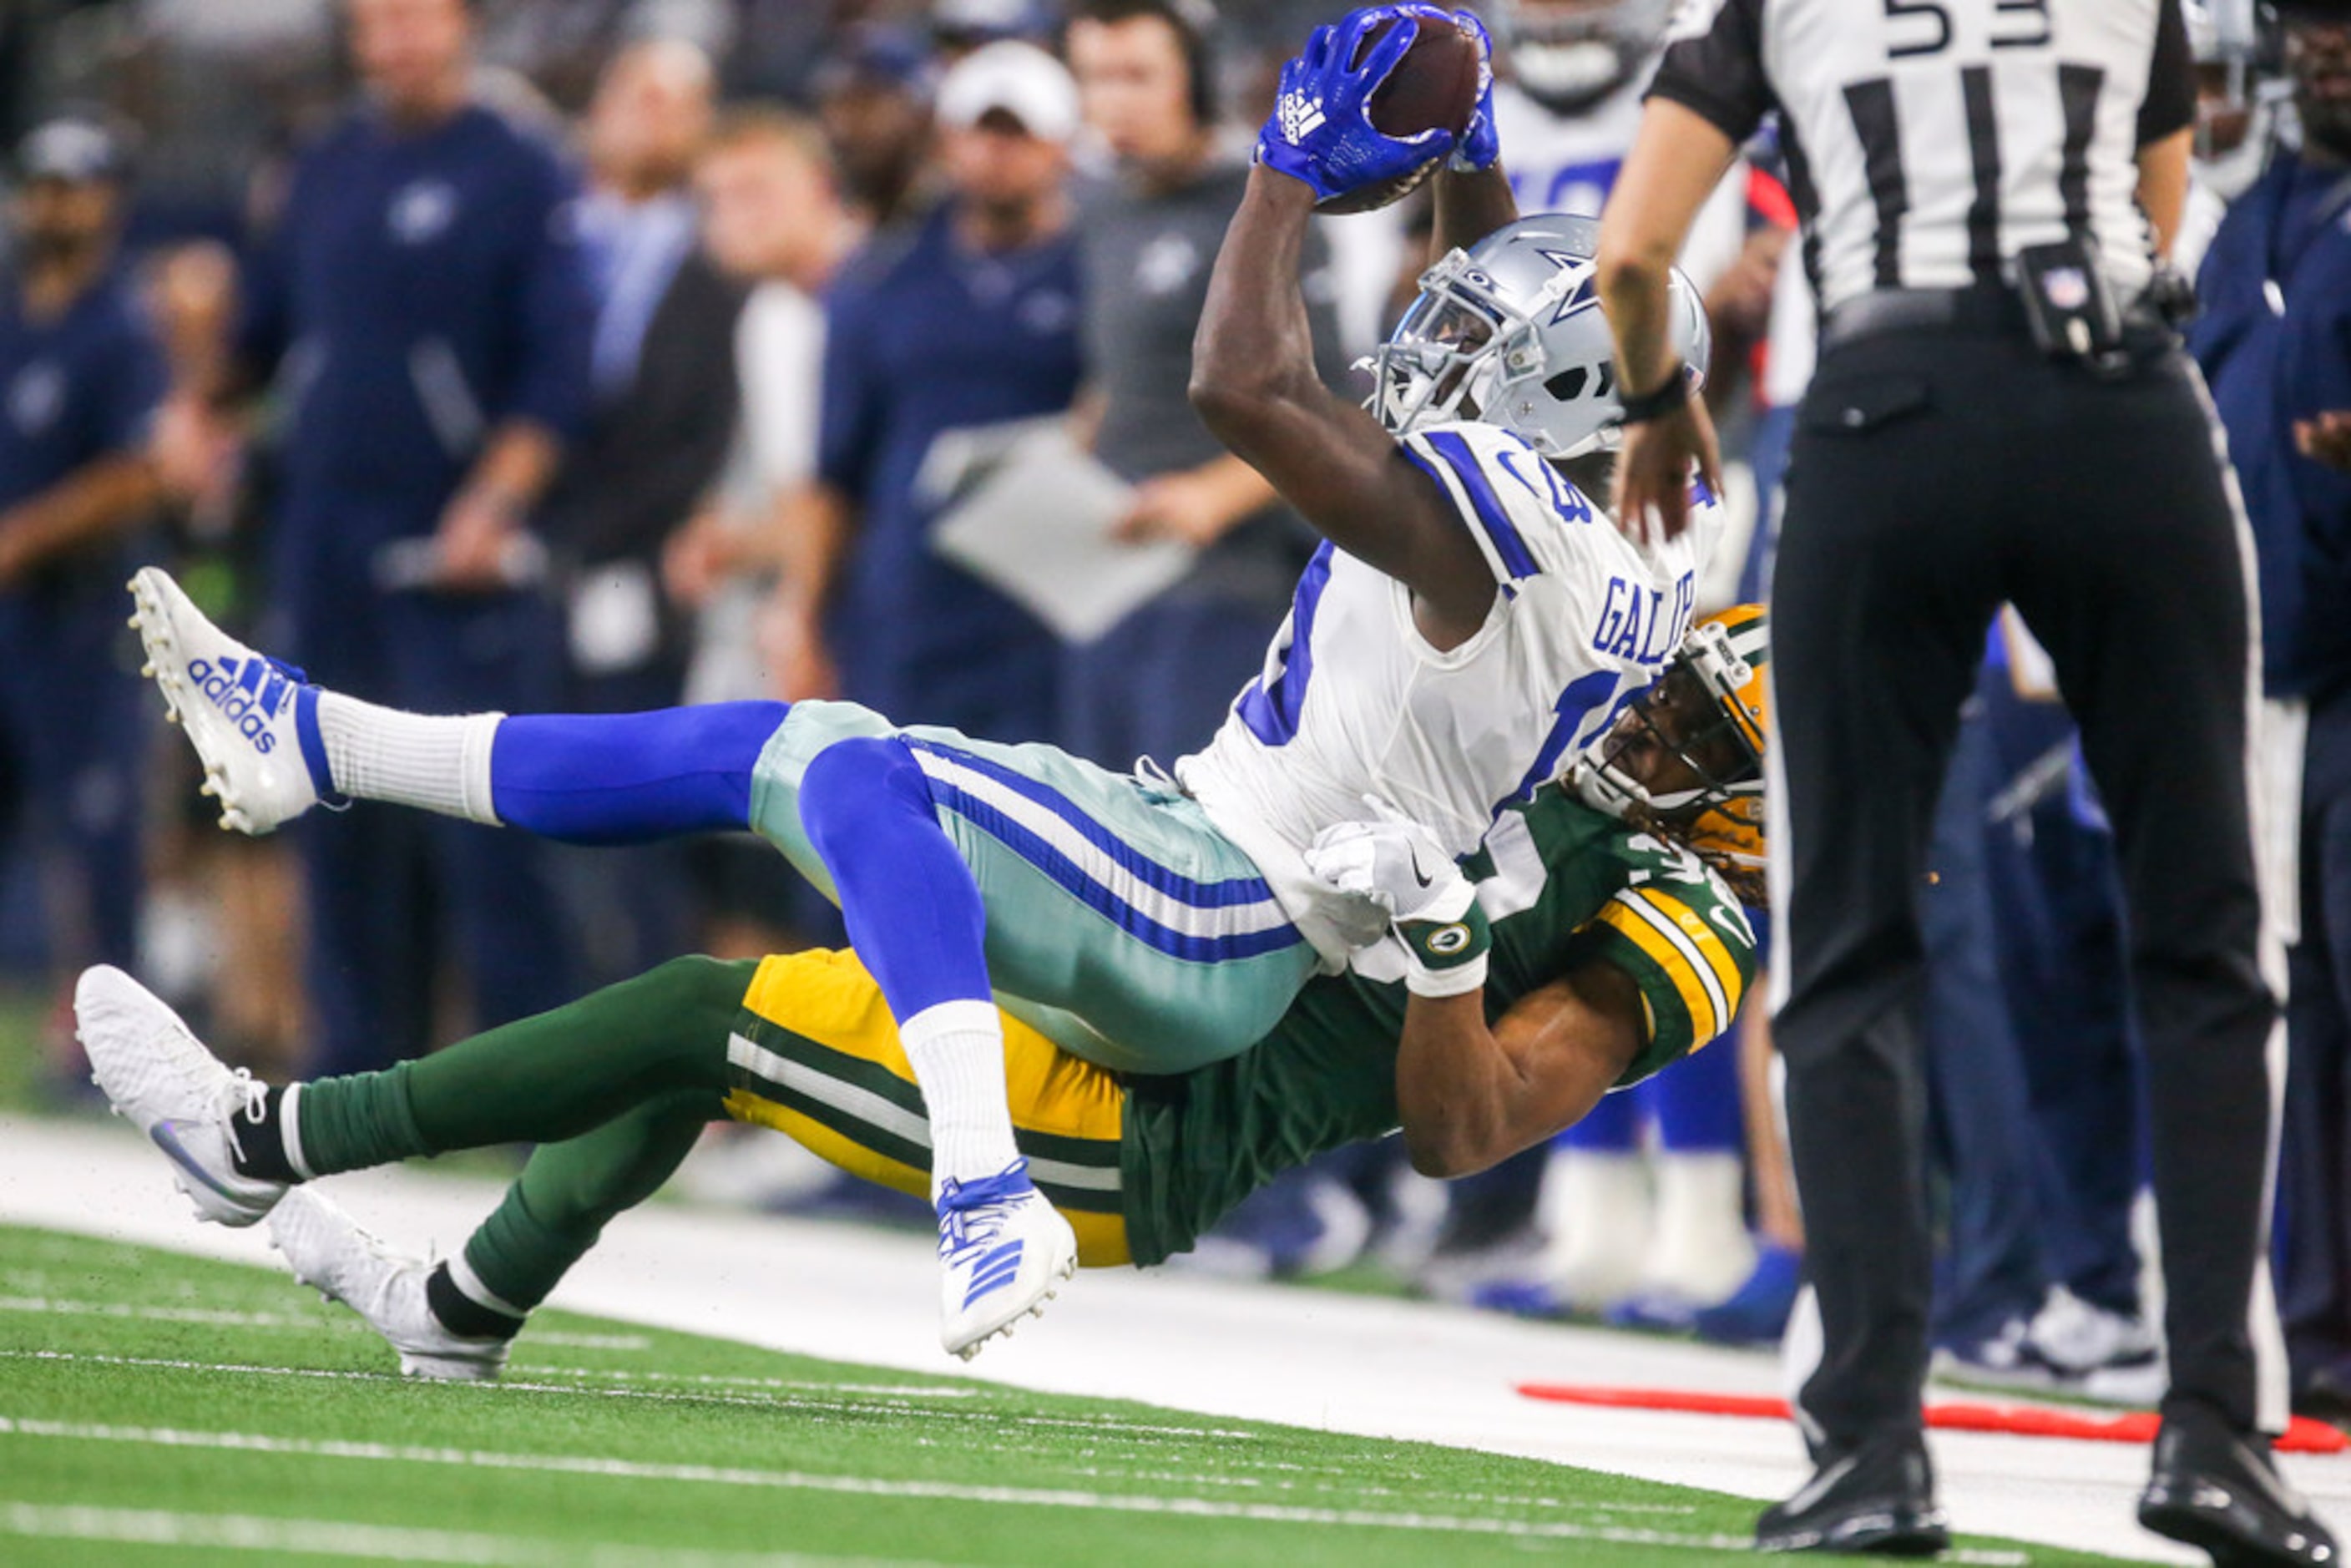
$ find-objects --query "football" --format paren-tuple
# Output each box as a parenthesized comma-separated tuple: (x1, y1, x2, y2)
(1318, 11, 1485, 215)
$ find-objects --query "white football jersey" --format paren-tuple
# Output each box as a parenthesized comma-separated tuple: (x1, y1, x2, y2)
(1493, 78, 1748, 296)
(1177, 421, 1722, 966)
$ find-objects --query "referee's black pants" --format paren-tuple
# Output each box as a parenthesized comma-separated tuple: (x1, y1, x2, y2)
(1770, 317, 2287, 1457)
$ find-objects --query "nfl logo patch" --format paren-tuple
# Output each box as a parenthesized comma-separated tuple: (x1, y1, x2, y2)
(2045, 267, 2089, 311)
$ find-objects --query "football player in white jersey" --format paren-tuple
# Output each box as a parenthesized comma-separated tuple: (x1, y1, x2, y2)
(111, 4, 1722, 1363)
(1489, 0, 1747, 294)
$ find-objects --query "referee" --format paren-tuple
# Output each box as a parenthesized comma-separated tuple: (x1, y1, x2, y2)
(1595, 1, 2336, 1560)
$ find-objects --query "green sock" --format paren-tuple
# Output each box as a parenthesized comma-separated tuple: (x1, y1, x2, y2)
(295, 954, 756, 1176)
(463, 1087, 723, 1313)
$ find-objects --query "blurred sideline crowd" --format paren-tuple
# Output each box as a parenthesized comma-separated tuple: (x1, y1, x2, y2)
(2, 0, 2347, 1426)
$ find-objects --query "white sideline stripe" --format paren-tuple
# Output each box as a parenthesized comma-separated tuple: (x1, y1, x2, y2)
(910, 747, 1292, 938)
(0, 1503, 958, 1567)
(0, 1297, 644, 1349)
(0, 1417, 2029, 1563)
(726, 1034, 1120, 1195)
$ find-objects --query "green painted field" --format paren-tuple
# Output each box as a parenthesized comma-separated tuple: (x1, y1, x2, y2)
(0, 1225, 2132, 1566)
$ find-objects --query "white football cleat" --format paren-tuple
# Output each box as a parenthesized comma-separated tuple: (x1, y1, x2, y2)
(936, 1160, 1078, 1361)
(76, 964, 286, 1227)
(270, 1188, 513, 1382)
(129, 565, 326, 835)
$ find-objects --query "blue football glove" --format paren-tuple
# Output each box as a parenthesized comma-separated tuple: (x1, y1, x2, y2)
(1447, 8, 1499, 173)
(1256, 7, 1458, 206)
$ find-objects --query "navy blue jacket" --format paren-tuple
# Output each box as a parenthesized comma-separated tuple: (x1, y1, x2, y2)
(2192, 153, 2351, 698)
(817, 203, 1084, 738)
(242, 103, 593, 528)
(0, 265, 164, 593)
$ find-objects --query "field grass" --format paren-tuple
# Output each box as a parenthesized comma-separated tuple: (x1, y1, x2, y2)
(0, 1224, 2137, 1567)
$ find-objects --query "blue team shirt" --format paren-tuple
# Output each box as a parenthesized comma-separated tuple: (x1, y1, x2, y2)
(2192, 154, 2351, 697)
(817, 203, 1083, 737)
(241, 102, 593, 525)
(0, 266, 164, 586)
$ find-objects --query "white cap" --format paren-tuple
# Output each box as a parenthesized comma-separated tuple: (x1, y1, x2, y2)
(935, 40, 1080, 144)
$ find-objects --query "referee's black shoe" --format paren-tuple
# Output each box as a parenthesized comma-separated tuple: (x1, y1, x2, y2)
(2138, 1408, 2338, 1566)
(1755, 1432, 1951, 1555)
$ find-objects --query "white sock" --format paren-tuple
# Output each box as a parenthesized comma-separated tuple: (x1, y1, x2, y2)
(1641, 1151, 1757, 1307)
(447, 1252, 530, 1322)
(897, 999, 1021, 1198)
(1535, 1147, 1651, 1310)
(316, 692, 503, 824)
(279, 1083, 316, 1181)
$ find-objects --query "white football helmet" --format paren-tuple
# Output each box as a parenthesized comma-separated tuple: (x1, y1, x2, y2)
(1494, 0, 1673, 115)
(1363, 214, 1711, 459)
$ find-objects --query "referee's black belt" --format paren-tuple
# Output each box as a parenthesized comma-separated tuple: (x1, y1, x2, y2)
(1818, 284, 2031, 353)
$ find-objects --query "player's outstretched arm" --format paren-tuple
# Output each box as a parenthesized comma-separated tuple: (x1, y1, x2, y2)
(1191, 11, 1496, 645)
(1191, 167, 1494, 643)
(1393, 968, 1645, 1178)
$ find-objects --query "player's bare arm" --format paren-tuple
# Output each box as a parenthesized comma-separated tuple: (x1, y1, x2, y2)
(1191, 166, 1494, 645)
(1393, 963, 1645, 1178)
(1428, 156, 1518, 262)
(1191, 6, 1498, 648)
(1595, 98, 1735, 544)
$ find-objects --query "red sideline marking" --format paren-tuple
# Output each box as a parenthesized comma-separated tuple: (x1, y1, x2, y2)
(1515, 1384, 2348, 1455)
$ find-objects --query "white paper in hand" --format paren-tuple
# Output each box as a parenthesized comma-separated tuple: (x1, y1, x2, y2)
(928, 422, 1195, 644)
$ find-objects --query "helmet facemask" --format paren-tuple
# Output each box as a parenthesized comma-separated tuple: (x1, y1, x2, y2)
(1363, 250, 1525, 440)
(1567, 615, 1767, 896)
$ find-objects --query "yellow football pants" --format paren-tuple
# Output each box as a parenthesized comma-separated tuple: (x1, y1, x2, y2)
(721, 948, 1132, 1267)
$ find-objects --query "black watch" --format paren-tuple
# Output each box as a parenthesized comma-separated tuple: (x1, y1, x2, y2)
(1616, 362, 1691, 425)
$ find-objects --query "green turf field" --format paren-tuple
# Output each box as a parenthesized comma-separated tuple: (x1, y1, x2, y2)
(0, 1225, 2132, 1567)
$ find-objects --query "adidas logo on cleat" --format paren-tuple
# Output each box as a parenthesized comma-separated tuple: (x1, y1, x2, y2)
(961, 1240, 1024, 1309)
(188, 655, 292, 755)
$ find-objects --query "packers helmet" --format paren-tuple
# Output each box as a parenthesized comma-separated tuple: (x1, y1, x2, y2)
(1569, 605, 1767, 888)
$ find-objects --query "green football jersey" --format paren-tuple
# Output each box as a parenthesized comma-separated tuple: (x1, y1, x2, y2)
(1119, 788, 1757, 1267)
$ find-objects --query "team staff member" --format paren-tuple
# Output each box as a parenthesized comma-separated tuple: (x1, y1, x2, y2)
(1059, 0, 1345, 770)
(776, 39, 1083, 741)
(231, 0, 593, 1075)
(2197, 4, 2351, 1429)
(1595, 0, 2333, 1560)
(0, 117, 164, 1014)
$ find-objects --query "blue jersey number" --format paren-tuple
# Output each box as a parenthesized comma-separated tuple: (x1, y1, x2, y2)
(1236, 544, 1334, 748)
(1499, 669, 1628, 814)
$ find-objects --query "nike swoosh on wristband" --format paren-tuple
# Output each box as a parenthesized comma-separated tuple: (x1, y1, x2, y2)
(150, 1122, 246, 1201)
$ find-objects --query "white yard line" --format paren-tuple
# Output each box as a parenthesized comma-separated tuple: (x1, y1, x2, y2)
(0, 1503, 960, 1567)
(4, 1114, 2334, 1564)
(0, 1295, 645, 1350)
(0, 1417, 2029, 1563)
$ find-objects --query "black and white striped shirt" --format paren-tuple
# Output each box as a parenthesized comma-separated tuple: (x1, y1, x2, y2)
(1650, 0, 2195, 314)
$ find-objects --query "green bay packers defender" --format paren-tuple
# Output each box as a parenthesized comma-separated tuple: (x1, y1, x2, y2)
(78, 612, 1766, 1373)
